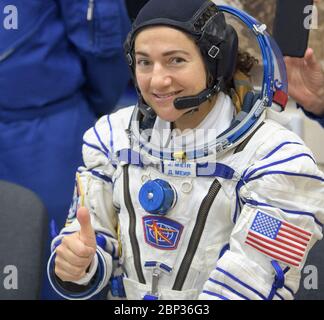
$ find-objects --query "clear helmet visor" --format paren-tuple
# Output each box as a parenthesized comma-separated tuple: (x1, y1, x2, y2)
(129, 5, 288, 161)
(220, 6, 288, 108)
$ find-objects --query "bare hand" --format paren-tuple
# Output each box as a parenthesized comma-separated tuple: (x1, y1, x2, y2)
(54, 207, 97, 282)
(285, 48, 324, 116)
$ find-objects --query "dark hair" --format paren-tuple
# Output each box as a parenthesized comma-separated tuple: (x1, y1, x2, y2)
(236, 50, 259, 76)
(220, 49, 258, 94)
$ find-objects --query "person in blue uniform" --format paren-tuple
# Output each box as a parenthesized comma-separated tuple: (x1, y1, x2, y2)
(0, 0, 131, 298)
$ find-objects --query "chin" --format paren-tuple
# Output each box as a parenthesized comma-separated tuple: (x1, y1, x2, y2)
(155, 109, 181, 123)
(145, 99, 183, 122)
(156, 114, 175, 122)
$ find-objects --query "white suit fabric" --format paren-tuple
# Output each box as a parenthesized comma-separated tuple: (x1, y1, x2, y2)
(47, 94, 324, 300)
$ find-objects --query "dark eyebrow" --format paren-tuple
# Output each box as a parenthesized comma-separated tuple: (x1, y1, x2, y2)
(135, 50, 190, 57)
(135, 51, 150, 57)
(162, 50, 190, 57)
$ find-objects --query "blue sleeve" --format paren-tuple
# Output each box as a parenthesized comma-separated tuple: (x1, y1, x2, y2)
(297, 104, 324, 128)
(57, 0, 131, 115)
(312, 114, 324, 128)
(316, 117, 324, 127)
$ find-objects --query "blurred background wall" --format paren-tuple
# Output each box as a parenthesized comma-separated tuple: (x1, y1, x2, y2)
(242, 0, 324, 166)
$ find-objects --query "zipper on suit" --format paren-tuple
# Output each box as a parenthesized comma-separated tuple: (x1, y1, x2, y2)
(171, 122, 265, 289)
(123, 164, 146, 284)
(172, 178, 222, 290)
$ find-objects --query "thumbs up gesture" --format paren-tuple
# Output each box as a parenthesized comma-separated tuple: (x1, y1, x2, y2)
(54, 207, 97, 282)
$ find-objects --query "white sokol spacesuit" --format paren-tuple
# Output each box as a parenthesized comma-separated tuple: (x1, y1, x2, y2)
(47, 0, 324, 300)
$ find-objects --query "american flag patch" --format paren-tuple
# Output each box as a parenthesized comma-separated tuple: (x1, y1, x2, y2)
(245, 211, 312, 268)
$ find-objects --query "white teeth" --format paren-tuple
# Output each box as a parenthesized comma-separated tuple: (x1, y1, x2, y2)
(155, 91, 179, 98)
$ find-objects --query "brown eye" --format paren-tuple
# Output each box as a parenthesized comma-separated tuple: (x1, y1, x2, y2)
(170, 57, 186, 65)
(136, 59, 152, 67)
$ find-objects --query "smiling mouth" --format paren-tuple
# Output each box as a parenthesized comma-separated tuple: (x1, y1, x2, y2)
(152, 90, 183, 99)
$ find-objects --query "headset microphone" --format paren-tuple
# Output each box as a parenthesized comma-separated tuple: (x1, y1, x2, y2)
(173, 83, 221, 110)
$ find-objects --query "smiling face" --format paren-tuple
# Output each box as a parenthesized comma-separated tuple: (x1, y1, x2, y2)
(134, 26, 215, 129)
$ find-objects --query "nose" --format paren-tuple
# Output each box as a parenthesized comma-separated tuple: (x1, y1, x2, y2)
(150, 63, 172, 89)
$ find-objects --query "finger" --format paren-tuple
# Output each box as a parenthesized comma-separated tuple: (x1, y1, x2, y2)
(61, 235, 95, 258)
(304, 48, 318, 68)
(55, 264, 86, 282)
(55, 255, 90, 278)
(77, 207, 96, 248)
(284, 56, 302, 73)
(284, 56, 291, 64)
(56, 242, 93, 267)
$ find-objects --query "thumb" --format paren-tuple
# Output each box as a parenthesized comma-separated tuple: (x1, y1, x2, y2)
(77, 207, 96, 248)
(304, 48, 318, 69)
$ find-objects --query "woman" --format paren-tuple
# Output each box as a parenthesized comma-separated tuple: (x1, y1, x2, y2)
(47, 0, 324, 300)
